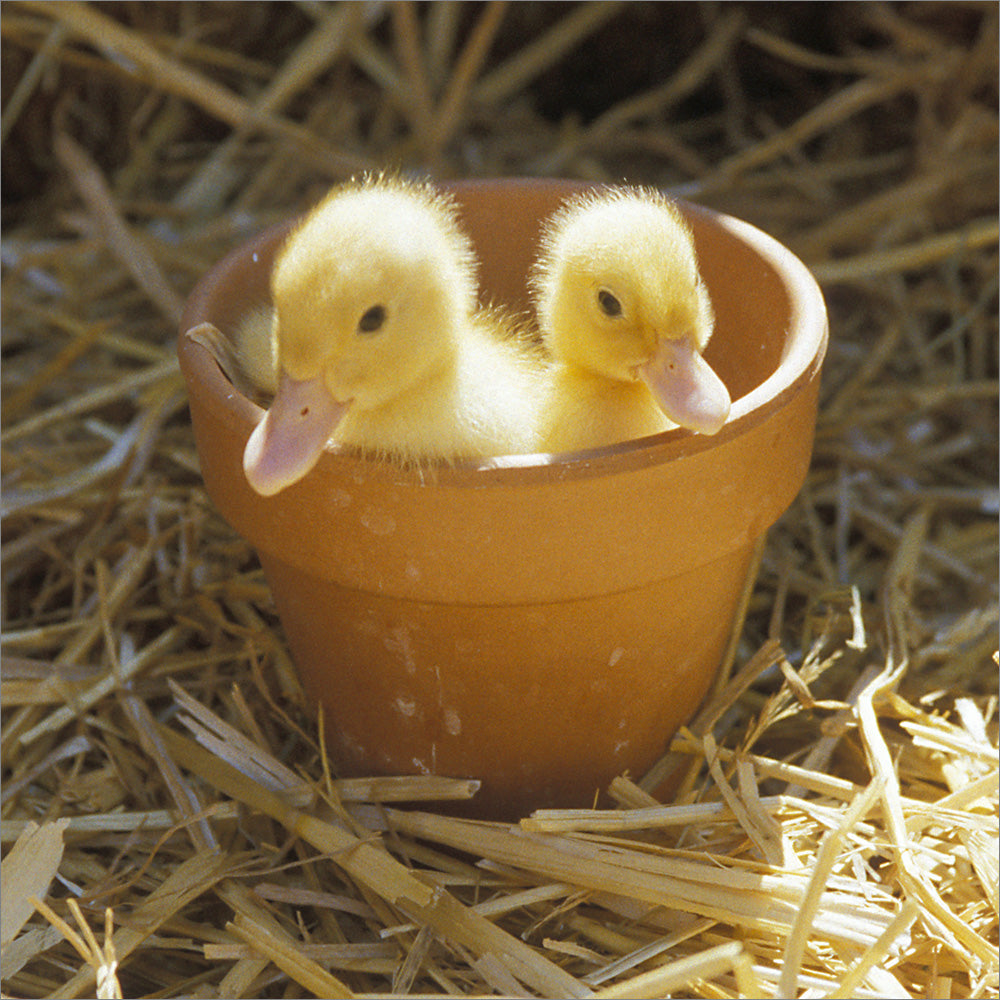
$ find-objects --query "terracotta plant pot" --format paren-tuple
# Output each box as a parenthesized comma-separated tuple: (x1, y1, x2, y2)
(177, 178, 828, 819)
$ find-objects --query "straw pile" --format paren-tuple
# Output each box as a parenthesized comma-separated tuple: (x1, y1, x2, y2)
(2, 3, 997, 997)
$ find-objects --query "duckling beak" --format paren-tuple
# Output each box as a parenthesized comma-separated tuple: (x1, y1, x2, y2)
(639, 337, 731, 435)
(243, 371, 349, 496)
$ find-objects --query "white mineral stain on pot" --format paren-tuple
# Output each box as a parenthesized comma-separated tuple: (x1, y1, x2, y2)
(608, 646, 626, 667)
(338, 730, 368, 759)
(405, 561, 421, 581)
(394, 695, 417, 717)
(361, 505, 396, 535)
(384, 625, 416, 672)
(327, 489, 352, 509)
(443, 708, 462, 736)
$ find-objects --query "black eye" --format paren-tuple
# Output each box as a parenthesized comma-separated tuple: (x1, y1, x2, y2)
(598, 290, 622, 317)
(357, 304, 386, 334)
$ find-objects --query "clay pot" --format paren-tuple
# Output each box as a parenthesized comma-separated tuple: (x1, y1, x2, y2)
(177, 178, 828, 819)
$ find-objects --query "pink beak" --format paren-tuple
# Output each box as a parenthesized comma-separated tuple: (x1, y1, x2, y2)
(639, 337, 731, 435)
(243, 371, 349, 496)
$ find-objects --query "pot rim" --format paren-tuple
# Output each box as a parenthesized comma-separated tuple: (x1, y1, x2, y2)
(179, 178, 828, 489)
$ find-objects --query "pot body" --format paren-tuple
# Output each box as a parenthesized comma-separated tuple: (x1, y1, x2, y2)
(178, 178, 828, 818)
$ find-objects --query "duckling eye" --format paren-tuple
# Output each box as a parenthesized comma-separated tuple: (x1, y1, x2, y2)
(597, 290, 622, 317)
(357, 304, 387, 334)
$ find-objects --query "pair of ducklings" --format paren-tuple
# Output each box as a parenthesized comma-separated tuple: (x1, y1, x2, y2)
(200, 177, 731, 497)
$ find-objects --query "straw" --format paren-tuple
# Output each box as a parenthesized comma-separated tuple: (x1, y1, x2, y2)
(3, 4, 996, 997)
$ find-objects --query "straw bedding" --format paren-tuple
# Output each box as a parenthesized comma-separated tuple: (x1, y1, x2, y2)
(1, 3, 997, 997)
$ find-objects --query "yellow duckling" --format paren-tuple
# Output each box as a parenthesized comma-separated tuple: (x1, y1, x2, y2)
(242, 176, 544, 495)
(531, 187, 731, 453)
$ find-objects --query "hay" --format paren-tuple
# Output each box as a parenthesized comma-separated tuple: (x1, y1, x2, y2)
(2, 3, 997, 997)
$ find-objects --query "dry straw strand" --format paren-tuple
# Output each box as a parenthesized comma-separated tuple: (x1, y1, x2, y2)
(0, 819, 68, 949)
(20, 0, 362, 173)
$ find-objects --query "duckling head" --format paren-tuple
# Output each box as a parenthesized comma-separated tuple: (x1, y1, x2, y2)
(533, 188, 731, 435)
(244, 179, 479, 496)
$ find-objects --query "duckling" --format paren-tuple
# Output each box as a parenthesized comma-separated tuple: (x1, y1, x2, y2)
(242, 176, 545, 496)
(531, 187, 731, 453)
